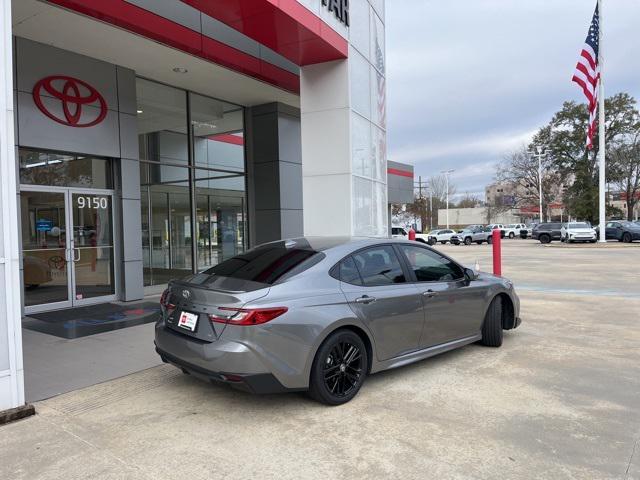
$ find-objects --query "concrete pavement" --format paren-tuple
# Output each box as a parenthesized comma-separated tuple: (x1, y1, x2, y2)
(1, 241, 639, 479)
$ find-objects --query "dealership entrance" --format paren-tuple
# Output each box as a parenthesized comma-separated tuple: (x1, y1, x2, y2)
(19, 149, 117, 314)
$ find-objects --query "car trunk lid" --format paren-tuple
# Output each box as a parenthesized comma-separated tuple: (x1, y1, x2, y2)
(164, 274, 270, 342)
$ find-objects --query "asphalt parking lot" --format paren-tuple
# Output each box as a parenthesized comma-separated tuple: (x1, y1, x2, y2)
(1, 240, 639, 480)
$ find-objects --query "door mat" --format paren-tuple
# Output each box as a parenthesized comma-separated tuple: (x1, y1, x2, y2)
(23, 302, 161, 339)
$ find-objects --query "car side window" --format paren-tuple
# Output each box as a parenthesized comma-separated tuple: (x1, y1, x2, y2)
(398, 245, 464, 282)
(352, 246, 406, 286)
(338, 256, 362, 285)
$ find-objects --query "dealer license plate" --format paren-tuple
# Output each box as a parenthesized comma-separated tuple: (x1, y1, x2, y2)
(177, 311, 199, 332)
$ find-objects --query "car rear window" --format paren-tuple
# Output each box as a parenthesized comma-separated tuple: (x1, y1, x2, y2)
(204, 243, 321, 285)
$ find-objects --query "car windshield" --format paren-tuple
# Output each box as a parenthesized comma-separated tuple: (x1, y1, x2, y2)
(507, 224, 516, 228)
(568, 223, 590, 229)
(620, 221, 635, 227)
(429, 230, 441, 235)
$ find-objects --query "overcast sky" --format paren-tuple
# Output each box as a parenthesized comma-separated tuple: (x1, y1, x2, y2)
(386, 0, 640, 200)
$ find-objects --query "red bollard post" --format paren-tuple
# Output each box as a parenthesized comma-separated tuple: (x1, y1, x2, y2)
(408, 227, 416, 241)
(492, 228, 502, 276)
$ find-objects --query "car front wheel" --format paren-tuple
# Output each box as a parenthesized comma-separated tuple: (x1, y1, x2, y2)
(481, 297, 503, 347)
(539, 234, 551, 244)
(308, 330, 368, 405)
(623, 232, 632, 243)
(508, 232, 515, 239)
(464, 237, 472, 245)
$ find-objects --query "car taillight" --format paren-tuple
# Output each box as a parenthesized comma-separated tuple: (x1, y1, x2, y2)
(160, 289, 175, 310)
(209, 307, 288, 326)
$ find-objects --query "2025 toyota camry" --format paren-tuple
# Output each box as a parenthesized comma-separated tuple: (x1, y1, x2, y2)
(155, 237, 521, 405)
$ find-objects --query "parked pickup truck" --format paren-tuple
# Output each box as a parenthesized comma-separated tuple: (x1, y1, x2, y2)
(504, 223, 527, 239)
(391, 226, 431, 243)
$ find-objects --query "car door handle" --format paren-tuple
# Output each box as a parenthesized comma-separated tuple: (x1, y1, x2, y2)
(355, 295, 376, 304)
(422, 289, 437, 298)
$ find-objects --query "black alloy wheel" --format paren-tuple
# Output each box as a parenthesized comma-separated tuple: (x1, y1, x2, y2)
(539, 234, 551, 244)
(464, 236, 472, 245)
(623, 232, 632, 243)
(309, 330, 367, 405)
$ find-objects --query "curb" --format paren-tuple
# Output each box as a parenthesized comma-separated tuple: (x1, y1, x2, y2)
(0, 404, 36, 426)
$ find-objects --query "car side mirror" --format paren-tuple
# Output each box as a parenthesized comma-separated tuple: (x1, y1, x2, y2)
(464, 268, 478, 282)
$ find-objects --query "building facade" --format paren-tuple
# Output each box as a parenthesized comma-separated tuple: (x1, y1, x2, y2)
(0, 0, 387, 411)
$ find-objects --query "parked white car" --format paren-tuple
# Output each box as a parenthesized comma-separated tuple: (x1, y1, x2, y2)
(487, 224, 506, 238)
(504, 223, 527, 239)
(426, 229, 456, 244)
(561, 222, 597, 243)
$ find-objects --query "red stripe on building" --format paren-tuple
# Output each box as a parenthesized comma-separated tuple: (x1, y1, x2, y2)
(181, 0, 348, 66)
(46, 0, 300, 94)
(208, 134, 244, 145)
(387, 168, 413, 178)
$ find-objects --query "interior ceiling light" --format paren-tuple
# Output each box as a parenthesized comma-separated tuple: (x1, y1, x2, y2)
(172, 67, 188, 73)
(136, 109, 143, 114)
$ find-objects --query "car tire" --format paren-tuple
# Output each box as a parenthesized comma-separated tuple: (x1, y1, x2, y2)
(308, 329, 368, 405)
(464, 237, 472, 245)
(440, 241, 447, 245)
(539, 234, 551, 244)
(481, 297, 503, 347)
(623, 232, 632, 243)
(508, 232, 515, 239)
(487, 236, 493, 245)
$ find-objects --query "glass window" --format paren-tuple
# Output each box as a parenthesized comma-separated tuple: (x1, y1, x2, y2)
(137, 79, 188, 164)
(338, 256, 362, 285)
(398, 245, 464, 282)
(137, 78, 247, 286)
(191, 93, 245, 173)
(195, 170, 247, 269)
(352, 246, 405, 286)
(19, 149, 113, 189)
(140, 162, 192, 286)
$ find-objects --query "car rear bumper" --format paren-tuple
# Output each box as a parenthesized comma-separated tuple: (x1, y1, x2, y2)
(155, 345, 294, 394)
(154, 324, 301, 394)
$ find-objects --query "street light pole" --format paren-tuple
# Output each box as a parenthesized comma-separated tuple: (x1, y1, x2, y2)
(528, 149, 549, 223)
(441, 169, 455, 229)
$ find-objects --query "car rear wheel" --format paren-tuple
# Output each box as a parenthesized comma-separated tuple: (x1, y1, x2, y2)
(487, 236, 493, 245)
(481, 297, 503, 347)
(308, 330, 368, 405)
(464, 236, 472, 245)
(539, 234, 551, 244)
(623, 232, 632, 243)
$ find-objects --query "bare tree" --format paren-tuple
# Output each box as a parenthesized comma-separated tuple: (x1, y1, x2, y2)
(428, 174, 457, 207)
(610, 132, 640, 220)
(496, 146, 562, 221)
(456, 193, 482, 208)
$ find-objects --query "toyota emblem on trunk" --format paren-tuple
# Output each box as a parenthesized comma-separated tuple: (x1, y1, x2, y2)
(182, 290, 191, 299)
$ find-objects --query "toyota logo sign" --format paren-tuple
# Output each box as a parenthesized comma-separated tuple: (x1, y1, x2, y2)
(32, 75, 107, 128)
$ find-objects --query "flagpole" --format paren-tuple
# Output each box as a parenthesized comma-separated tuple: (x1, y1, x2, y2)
(598, 0, 606, 242)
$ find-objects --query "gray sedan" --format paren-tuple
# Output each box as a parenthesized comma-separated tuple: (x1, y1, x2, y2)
(155, 237, 521, 405)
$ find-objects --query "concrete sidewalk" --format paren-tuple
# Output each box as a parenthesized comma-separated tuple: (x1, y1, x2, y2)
(1, 242, 639, 479)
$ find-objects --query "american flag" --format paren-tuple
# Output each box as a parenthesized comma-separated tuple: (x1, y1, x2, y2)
(572, 3, 600, 150)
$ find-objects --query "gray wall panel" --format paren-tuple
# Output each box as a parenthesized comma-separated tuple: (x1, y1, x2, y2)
(124, 0, 202, 32)
(201, 16, 260, 58)
(279, 162, 303, 210)
(17, 91, 121, 158)
(116, 66, 137, 115)
(120, 158, 141, 200)
(122, 199, 143, 262)
(123, 260, 144, 301)
(16, 38, 118, 111)
(277, 113, 302, 164)
(119, 113, 139, 161)
(280, 209, 304, 239)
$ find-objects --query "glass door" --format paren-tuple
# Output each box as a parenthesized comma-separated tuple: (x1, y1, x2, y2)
(22, 188, 117, 313)
(70, 192, 116, 303)
(21, 190, 73, 311)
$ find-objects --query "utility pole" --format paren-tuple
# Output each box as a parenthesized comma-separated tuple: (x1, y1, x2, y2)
(441, 169, 455, 229)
